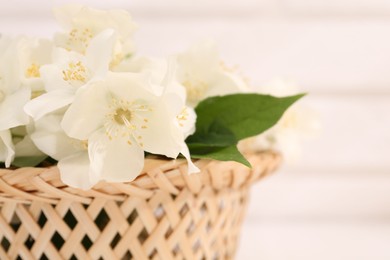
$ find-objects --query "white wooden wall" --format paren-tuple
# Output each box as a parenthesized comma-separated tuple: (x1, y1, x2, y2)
(1, 1, 390, 259)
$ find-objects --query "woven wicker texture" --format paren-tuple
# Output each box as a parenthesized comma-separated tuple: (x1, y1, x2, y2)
(0, 151, 280, 260)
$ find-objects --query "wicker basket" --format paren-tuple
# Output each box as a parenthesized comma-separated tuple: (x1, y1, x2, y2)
(0, 151, 280, 260)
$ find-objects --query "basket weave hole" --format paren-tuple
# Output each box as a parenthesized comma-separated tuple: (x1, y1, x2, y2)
(206, 221, 212, 233)
(186, 220, 195, 236)
(149, 248, 157, 259)
(126, 210, 138, 225)
(153, 204, 165, 221)
(164, 226, 173, 239)
(172, 244, 180, 256)
(192, 238, 201, 253)
(137, 227, 149, 244)
(24, 234, 35, 250)
(51, 231, 65, 250)
(122, 250, 133, 260)
(179, 203, 189, 217)
(110, 232, 122, 248)
(10, 211, 21, 232)
(81, 234, 93, 250)
(218, 199, 225, 211)
(0, 236, 10, 252)
(94, 208, 110, 231)
(200, 202, 207, 217)
(63, 209, 78, 229)
(37, 212, 47, 228)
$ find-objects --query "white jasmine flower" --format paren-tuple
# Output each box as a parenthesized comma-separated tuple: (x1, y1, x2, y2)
(24, 29, 115, 120)
(0, 37, 31, 166)
(0, 37, 31, 129)
(30, 112, 95, 189)
(115, 56, 198, 172)
(59, 71, 196, 188)
(176, 41, 249, 106)
(17, 37, 53, 92)
(53, 4, 136, 66)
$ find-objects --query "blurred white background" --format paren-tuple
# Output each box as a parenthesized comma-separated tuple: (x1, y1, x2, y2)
(1, 0, 390, 259)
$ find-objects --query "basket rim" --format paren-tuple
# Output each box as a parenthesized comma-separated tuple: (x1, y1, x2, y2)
(0, 151, 281, 205)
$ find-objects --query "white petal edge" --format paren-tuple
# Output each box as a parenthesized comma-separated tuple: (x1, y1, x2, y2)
(181, 144, 200, 174)
(31, 114, 84, 160)
(0, 87, 30, 131)
(85, 29, 115, 76)
(0, 130, 15, 167)
(61, 82, 108, 140)
(177, 106, 196, 139)
(140, 100, 182, 158)
(88, 129, 145, 183)
(58, 151, 97, 190)
(24, 89, 75, 120)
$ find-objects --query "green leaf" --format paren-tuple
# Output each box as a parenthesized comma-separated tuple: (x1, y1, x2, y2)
(193, 93, 305, 140)
(191, 145, 251, 167)
(12, 156, 48, 167)
(186, 119, 237, 149)
(186, 93, 305, 167)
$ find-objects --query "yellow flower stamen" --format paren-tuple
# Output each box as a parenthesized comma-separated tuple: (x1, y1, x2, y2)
(104, 99, 152, 145)
(62, 61, 88, 82)
(66, 28, 94, 53)
(182, 78, 208, 102)
(114, 108, 133, 126)
(25, 63, 40, 78)
(109, 53, 124, 69)
(177, 107, 189, 127)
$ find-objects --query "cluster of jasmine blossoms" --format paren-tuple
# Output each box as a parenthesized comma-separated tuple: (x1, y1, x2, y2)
(0, 5, 252, 189)
(0, 35, 51, 168)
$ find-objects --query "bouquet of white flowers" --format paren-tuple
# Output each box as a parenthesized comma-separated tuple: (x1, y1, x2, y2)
(0, 5, 314, 259)
(0, 5, 305, 190)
